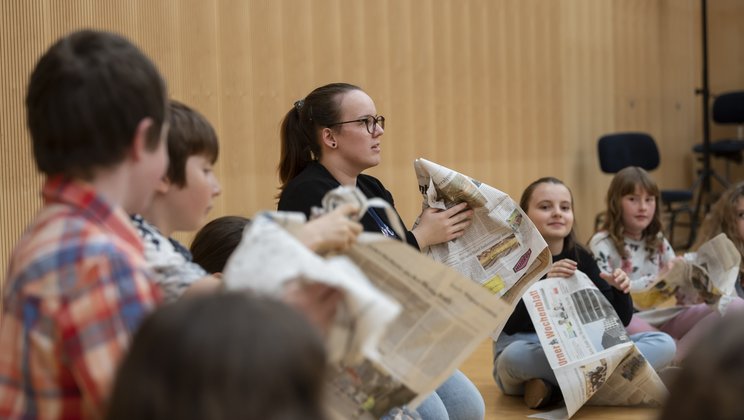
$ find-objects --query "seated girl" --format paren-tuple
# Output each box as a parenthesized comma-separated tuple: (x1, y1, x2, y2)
(589, 167, 744, 364)
(494, 177, 675, 409)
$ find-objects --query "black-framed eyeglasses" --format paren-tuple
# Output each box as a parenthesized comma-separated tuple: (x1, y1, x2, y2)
(328, 115, 385, 134)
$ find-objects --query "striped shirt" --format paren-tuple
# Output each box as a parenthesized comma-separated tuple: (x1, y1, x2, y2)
(0, 176, 161, 419)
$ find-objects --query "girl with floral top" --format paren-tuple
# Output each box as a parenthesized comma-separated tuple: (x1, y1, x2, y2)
(589, 167, 744, 363)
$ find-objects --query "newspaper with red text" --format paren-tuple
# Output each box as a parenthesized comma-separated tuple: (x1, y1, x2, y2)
(524, 272, 667, 419)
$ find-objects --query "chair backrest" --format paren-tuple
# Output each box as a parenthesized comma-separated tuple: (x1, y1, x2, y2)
(712, 91, 744, 125)
(597, 132, 660, 174)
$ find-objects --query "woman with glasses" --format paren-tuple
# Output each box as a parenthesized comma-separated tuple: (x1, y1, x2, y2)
(277, 83, 483, 420)
(278, 82, 472, 250)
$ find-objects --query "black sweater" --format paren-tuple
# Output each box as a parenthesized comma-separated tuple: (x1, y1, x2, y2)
(502, 245, 634, 335)
(278, 161, 419, 249)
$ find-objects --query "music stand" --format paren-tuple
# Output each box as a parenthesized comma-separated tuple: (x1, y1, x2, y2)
(690, 0, 727, 243)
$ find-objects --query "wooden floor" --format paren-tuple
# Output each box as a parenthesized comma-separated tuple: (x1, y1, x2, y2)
(460, 339, 659, 419)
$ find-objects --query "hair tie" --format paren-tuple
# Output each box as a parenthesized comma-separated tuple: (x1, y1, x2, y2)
(294, 99, 305, 111)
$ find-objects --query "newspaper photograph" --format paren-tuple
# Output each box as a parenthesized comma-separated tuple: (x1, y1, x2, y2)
(413, 158, 551, 310)
(523, 272, 667, 419)
(631, 233, 741, 314)
(222, 209, 512, 419)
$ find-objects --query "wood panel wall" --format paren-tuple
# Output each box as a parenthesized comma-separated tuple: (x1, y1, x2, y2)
(1, 0, 743, 292)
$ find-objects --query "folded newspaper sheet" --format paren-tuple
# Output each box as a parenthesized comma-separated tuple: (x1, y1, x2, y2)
(413, 158, 551, 311)
(223, 205, 511, 418)
(523, 272, 667, 419)
(223, 213, 400, 365)
(631, 233, 741, 315)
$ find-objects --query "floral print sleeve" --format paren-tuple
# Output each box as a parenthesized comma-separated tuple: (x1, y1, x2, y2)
(589, 232, 670, 293)
(659, 237, 676, 266)
(588, 232, 620, 275)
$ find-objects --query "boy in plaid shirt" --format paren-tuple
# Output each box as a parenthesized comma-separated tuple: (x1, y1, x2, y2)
(0, 30, 169, 419)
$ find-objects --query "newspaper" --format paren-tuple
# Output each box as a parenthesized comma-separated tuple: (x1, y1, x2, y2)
(223, 158, 551, 418)
(413, 158, 551, 311)
(523, 272, 667, 419)
(223, 209, 511, 419)
(631, 233, 741, 314)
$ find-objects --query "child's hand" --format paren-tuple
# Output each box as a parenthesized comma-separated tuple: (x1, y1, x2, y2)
(547, 259, 577, 278)
(659, 256, 685, 276)
(181, 275, 223, 298)
(296, 203, 363, 254)
(412, 202, 473, 248)
(600, 268, 631, 294)
(282, 281, 343, 336)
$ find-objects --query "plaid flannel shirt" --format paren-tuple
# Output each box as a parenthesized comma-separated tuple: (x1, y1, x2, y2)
(0, 176, 161, 419)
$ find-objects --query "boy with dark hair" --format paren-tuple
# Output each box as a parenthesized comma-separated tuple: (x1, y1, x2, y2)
(0, 30, 169, 418)
(131, 100, 223, 302)
(133, 100, 367, 303)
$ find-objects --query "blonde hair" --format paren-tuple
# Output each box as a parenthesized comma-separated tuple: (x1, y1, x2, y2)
(692, 181, 744, 272)
(602, 166, 664, 259)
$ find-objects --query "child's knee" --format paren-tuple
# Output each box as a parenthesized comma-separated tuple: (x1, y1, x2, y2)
(725, 297, 744, 313)
(497, 341, 531, 368)
(494, 341, 540, 378)
(493, 341, 522, 386)
(633, 331, 677, 369)
(654, 332, 677, 361)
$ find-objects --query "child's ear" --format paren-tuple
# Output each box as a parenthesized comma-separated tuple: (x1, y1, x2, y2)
(130, 117, 170, 195)
(156, 175, 171, 194)
(129, 117, 154, 161)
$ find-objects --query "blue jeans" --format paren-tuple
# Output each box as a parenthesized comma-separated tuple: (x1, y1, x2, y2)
(415, 370, 485, 420)
(492, 331, 676, 395)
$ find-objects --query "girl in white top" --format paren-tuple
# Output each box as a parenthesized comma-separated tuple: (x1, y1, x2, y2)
(589, 167, 744, 363)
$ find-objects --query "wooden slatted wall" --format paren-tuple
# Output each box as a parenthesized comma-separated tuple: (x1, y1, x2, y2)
(1, 0, 743, 295)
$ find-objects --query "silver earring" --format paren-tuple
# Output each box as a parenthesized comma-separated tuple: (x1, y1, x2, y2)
(331, 142, 337, 148)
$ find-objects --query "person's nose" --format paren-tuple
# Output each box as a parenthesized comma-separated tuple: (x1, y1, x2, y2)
(211, 175, 222, 197)
(373, 123, 384, 137)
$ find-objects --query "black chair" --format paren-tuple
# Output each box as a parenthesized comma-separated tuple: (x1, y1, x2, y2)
(595, 132, 694, 247)
(692, 91, 744, 184)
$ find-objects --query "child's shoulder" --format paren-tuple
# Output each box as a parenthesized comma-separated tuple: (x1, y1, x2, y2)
(9, 202, 146, 295)
(18, 203, 102, 256)
(588, 230, 611, 246)
(132, 214, 193, 264)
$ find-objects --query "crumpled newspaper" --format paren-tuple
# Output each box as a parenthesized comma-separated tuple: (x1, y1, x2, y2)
(222, 187, 403, 364)
(314, 185, 406, 240)
(632, 233, 741, 314)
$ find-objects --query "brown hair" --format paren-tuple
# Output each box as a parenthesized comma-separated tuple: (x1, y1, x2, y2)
(660, 311, 744, 420)
(190, 215, 250, 274)
(601, 166, 663, 258)
(165, 100, 219, 187)
(106, 292, 327, 420)
(278, 83, 362, 190)
(26, 30, 167, 179)
(692, 181, 744, 272)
